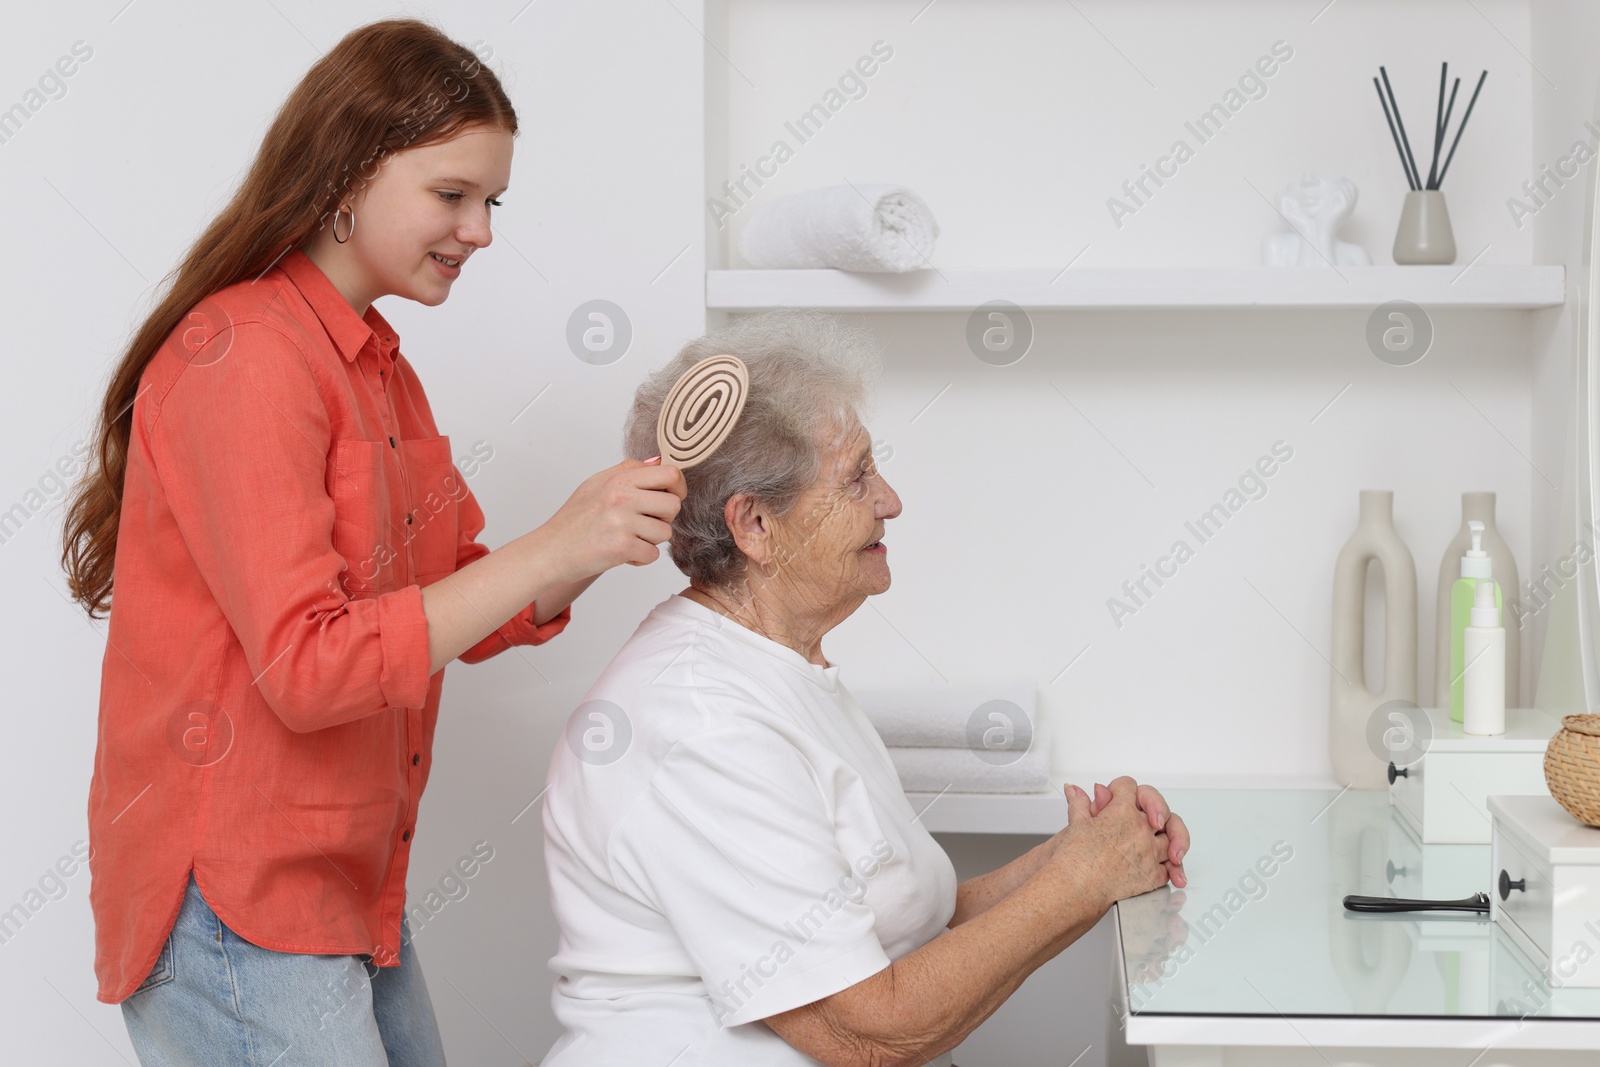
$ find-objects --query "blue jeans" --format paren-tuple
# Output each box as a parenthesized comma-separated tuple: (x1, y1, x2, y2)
(120, 874, 448, 1066)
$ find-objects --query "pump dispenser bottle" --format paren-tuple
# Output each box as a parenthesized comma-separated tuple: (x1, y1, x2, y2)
(1448, 521, 1501, 723)
(1432, 493, 1519, 711)
(1462, 577, 1506, 735)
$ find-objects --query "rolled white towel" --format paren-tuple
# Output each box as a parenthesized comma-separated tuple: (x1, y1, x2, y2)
(849, 679, 1036, 750)
(738, 183, 939, 272)
(887, 722, 1053, 794)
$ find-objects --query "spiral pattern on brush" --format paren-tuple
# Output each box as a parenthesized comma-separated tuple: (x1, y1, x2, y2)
(655, 354, 749, 468)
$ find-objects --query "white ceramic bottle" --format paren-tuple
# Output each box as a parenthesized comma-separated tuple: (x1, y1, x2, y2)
(1330, 490, 1418, 788)
(1462, 576, 1506, 735)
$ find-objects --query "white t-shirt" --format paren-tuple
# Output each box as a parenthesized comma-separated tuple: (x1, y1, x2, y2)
(540, 593, 959, 1066)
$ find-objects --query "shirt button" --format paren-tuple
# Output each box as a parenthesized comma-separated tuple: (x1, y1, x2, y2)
(412, 753, 420, 766)
(389, 436, 397, 448)
(402, 829, 411, 842)
(406, 513, 413, 524)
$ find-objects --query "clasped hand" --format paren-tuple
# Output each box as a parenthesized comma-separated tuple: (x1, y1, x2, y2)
(1054, 776, 1189, 898)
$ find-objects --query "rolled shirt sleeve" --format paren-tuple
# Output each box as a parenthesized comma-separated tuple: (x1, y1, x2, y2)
(608, 721, 893, 1027)
(458, 600, 572, 663)
(149, 322, 433, 732)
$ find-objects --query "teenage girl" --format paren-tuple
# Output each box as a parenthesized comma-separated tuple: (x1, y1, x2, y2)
(60, 18, 683, 1066)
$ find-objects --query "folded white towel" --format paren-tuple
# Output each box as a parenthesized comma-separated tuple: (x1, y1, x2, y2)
(887, 723, 1053, 794)
(850, 679, 1036, 750)
(738, 184, 940, 272)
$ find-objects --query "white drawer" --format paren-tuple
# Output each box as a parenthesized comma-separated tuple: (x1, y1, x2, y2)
(1494, 828, 1554, 958)
(1389, 751, 1424, 835)
(1489, 793, 1600, 988)
(1387, 707, 1558, 844)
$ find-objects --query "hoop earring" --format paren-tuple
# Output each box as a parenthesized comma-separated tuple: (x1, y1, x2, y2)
(333, 205, 356, 244)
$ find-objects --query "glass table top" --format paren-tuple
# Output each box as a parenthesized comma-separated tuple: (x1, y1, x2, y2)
(1115, 788, 1600, 1020)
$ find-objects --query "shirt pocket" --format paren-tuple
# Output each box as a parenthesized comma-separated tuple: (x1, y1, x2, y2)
(326, 438, 392, 597)
(399, 435, 461, 586)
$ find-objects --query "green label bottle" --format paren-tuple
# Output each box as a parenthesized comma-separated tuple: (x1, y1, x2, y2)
(1448, 520, 1501, 722)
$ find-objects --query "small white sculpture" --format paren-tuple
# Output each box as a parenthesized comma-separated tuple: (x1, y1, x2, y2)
(1261, 173, 1372, 267)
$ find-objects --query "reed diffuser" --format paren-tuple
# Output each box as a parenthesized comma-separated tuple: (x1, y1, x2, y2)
(1372, 63, 1487, 265)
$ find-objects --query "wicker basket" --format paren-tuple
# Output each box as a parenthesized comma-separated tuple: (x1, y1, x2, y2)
(1545, 714, 1600, 827)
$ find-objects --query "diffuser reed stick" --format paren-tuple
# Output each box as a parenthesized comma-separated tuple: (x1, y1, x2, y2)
(1373, 74, 1418, 190)
(1437, 70, 1487, 187)
(1373, 63, 1487, 191)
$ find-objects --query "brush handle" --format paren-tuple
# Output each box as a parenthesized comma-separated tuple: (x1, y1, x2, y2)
(1342, 892, 1490, 914)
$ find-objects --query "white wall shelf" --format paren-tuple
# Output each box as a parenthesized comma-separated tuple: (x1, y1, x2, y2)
(908, 790, 1070, 835)
(706, 265, 1566, 311)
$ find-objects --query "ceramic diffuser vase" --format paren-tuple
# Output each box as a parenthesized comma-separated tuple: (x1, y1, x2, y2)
(1371, 62, 1486, 268)
(1393, 190, 1456, 264)
(1331, 490, 1418, 789)
(1432, 492, 1519, 709)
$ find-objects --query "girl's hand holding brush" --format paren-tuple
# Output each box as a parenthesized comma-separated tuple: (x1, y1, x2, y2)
(542, 458, 688, 581)
(541, 352, 748, 583)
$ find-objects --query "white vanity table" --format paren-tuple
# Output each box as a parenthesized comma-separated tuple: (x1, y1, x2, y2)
(1107, 788, 1600, 1067)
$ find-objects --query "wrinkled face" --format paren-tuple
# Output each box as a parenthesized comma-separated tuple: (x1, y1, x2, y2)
(755, 420, 901, 613)
(340, 122, 512, 307)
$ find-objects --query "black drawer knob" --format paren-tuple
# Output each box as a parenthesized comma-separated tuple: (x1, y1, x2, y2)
(1499, 869, 1527, 901)
(1387, 761, 1409, 784)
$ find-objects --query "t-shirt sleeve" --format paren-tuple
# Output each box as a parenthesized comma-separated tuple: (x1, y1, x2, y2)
(608, 721, 892, 1027)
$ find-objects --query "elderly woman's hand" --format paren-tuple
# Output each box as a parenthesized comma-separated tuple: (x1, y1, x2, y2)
(1088, 779, 1188, 889)
(1043, 777, 1176, 911)
(1088, 780, 1190, 889)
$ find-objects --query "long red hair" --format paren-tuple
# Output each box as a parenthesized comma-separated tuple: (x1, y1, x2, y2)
(60, 17, 516, 618)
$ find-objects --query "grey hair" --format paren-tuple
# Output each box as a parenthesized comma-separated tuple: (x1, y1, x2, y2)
(623, 308, 883, 591)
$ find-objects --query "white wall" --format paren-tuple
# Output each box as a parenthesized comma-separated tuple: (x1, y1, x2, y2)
(0, 1, 1570, 1065)
(716, 0, 1539, 787)
(720, 0, 1534, 269)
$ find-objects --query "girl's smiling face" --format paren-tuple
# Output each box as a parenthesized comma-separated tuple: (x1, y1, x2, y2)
(302, 122, 513, 315)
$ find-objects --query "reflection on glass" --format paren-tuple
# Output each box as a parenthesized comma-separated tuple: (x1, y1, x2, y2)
(1116, 789, 1600, 1019)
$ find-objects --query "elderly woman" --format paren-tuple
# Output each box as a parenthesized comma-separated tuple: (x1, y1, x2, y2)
(540, 309, 1190, 1066)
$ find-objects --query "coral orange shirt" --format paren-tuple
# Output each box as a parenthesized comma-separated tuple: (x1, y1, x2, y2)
(87, 246, 570, 1003)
